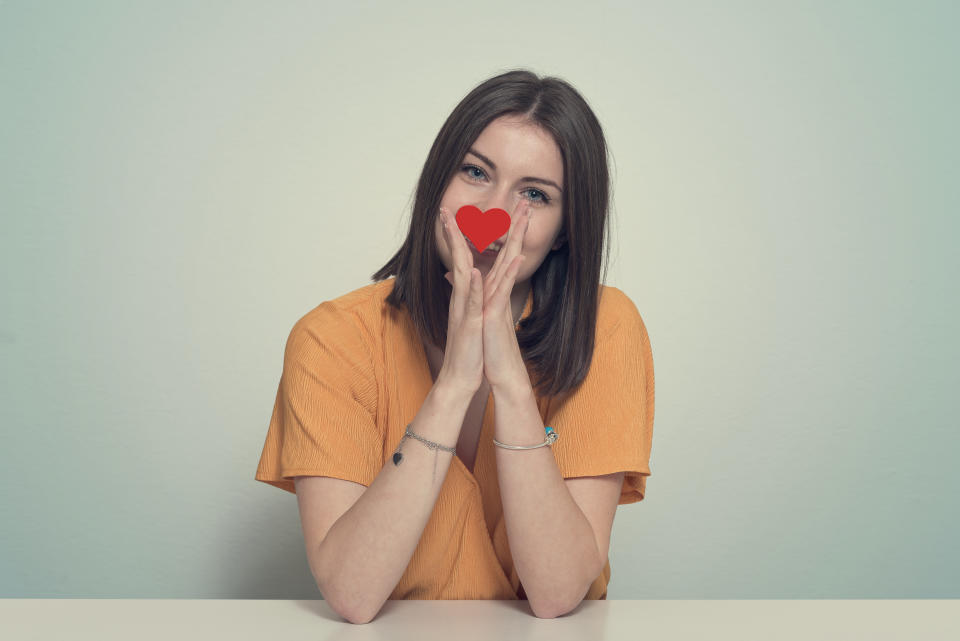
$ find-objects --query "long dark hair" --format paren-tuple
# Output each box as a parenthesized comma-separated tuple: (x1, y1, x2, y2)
(372, 68, 612, 398)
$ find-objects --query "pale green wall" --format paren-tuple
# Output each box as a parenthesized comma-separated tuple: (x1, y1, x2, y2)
(1, 1, 957, 598)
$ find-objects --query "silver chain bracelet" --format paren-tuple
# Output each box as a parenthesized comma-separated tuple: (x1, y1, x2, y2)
(392, 424, 456, 483)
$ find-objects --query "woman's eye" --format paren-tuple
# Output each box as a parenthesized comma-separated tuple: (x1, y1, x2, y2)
(523, 188, 550, 205)
(461, 164, 487, 181)
(460, 164, 551, 205)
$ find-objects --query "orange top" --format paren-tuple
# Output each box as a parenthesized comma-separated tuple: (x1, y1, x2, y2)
(255, 277, 655, 600)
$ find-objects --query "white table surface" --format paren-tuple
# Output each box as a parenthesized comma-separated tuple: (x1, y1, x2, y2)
(2, 599, 958, 640)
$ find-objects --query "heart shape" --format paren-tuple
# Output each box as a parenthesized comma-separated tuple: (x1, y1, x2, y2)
(454, 205, 511, 253)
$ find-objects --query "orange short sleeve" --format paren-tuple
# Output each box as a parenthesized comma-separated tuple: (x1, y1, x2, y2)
(255, 303, 383, 494)
(546, 299, 655, 504)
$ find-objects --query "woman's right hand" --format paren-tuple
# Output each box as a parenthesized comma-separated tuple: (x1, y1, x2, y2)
(437, 206, 485, 398)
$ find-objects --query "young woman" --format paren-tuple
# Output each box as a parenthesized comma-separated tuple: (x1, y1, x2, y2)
(255, 69, 655, 623)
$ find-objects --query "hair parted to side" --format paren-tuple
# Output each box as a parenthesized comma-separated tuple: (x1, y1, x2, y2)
(371, 68, 612, 399)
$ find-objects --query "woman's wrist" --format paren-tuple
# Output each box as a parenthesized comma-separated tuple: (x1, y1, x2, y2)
(433, 375, 479, 408)
(490, 378, 534, 405)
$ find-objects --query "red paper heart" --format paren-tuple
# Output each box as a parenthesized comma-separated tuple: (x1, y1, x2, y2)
(454, 205, 511, 253)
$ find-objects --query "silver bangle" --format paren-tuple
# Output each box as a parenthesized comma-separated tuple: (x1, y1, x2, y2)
(493, 426, 559, 450)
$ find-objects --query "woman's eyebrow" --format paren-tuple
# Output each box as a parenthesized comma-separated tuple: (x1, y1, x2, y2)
(467, 148, 563, 193)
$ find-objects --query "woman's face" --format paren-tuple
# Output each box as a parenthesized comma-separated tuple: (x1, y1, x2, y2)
(435, 115, 565, 282)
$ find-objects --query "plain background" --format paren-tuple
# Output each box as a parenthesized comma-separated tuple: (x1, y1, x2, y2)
(1, 1, 957, 598)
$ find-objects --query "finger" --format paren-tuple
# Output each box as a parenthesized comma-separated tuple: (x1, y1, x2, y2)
(441, 207, 468, 320)
(493, 254, 526, 306)
(485, 201, 531, 300)
(444, 207, 475, 278)
(486, 203, 521, 282)
(446, 268, 459, 321)
(490, 200, 530, 284)
(504, 203, 531, 262)
(454, 210, 477, 270)
(467, 268, 483, 321)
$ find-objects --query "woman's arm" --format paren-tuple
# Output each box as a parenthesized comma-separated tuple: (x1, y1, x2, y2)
(312, 382, 473, 624)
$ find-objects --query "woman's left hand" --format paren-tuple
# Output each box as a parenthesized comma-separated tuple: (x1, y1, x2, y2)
(480, 200, 532, 392)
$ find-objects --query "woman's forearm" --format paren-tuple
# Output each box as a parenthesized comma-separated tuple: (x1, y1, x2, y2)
(314, 383, 472, 624)
(491, 384, 601, 618)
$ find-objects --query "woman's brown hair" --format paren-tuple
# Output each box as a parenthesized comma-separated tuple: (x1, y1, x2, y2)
(372, 68, 613, 398)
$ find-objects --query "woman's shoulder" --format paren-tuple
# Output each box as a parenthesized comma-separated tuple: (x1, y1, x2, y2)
(597, 284, 646, 341)
(290, 278, 394, 347)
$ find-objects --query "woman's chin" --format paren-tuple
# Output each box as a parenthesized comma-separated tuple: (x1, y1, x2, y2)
(469, 244, 499, 264)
